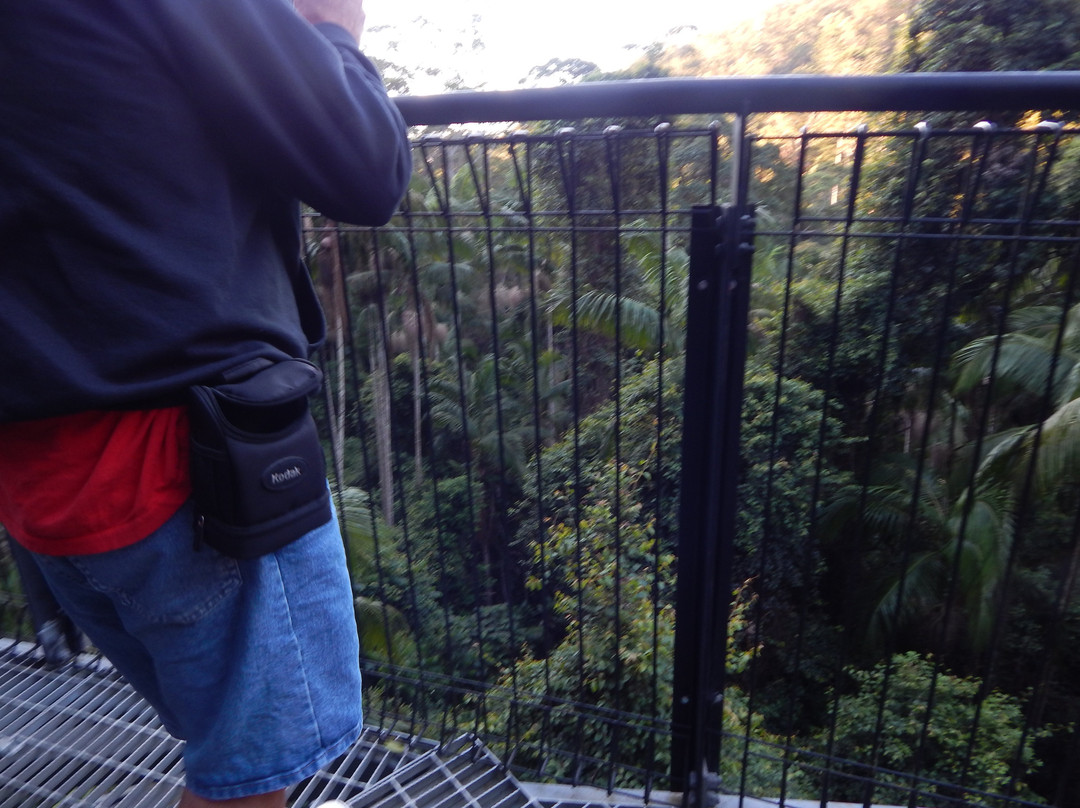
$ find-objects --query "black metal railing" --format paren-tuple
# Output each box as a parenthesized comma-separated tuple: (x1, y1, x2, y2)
(5, 73, 1080, 808)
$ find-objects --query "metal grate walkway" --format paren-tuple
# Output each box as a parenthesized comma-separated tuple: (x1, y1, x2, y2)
(0, 646, 542, 808)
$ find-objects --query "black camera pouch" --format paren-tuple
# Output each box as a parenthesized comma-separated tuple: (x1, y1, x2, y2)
(187, 358, 331, 559)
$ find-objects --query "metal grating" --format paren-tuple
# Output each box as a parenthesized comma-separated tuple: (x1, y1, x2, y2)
(1, 649, 182, 807)
(0, 646, 551, 808)
(348, 736, 542, 808)
(286, 727, 438, 807)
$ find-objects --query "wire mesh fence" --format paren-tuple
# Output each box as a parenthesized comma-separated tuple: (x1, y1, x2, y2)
(304, 125, 731, 796)
(713, 121, 1080, 808)
(302, 114, 1080, 807)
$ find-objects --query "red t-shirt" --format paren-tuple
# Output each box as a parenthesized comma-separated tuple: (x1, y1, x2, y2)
(0, 407, 191, 556)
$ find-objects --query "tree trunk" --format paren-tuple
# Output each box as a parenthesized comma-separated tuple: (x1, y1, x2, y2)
(413, 345, 424, 486)
(371, 326, 395, 526)
(313, 217, 348, 488)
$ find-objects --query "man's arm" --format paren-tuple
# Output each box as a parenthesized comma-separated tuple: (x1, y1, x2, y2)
(145, 0, 411, 225)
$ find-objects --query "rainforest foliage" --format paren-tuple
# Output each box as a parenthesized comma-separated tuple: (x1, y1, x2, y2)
(293, 1, 1080, 804)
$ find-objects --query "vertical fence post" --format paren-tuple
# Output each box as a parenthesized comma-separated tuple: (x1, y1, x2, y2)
(670, 197, 755, 806)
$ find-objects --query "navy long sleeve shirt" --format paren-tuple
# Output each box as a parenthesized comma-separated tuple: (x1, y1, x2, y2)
(0, 0, 412, 422)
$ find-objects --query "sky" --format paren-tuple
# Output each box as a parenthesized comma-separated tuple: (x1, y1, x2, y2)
(360, 0, 772, 92)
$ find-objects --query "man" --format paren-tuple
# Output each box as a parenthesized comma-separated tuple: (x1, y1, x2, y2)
(0, 0, 411, 805)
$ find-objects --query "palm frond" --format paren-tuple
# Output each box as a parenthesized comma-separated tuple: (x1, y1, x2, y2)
(1033, 395, 1080, 489)
(346, 270, 381, 300)
(954, 333, 1074, 401)
(970, 426, 1033, 486)
(819, 460, 947, 541)
(1062, 302, 1080, 349)
(370, 227, 412, 259)
(420, 260, 477, 290)
(340, 487, 382, 578)
(942, 484, 1014, 648)
(354, 596, 419, 667)
(548, 290, 666, 353)
(1006, 304, 1066, 337)
(869, 550, 942, 645)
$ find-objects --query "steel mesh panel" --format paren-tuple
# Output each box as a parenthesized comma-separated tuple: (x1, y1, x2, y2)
(288, 731, 439, 807)
(0, 652, 181, 807)
(0, 649, 542, 808)
(348, 736, 542, 808)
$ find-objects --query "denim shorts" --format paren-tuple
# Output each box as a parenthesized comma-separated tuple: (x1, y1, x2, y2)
(32, 500, 363, 801)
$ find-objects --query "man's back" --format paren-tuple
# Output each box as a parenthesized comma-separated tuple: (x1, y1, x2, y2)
(0, 0, 411, 421)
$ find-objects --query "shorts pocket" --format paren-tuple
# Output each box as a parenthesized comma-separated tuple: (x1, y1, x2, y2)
(67, 503, 241, 626)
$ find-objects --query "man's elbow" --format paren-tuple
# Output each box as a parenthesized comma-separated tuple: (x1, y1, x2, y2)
(321, 146, 412, 225)
(364, 149, 413, 225)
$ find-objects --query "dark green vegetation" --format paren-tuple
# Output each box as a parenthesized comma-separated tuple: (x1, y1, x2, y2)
(0, 528, 36, 642)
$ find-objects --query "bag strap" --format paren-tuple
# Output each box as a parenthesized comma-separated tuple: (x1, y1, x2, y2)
(220, 357, 275, 384)
(293, 258, 327, 352)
